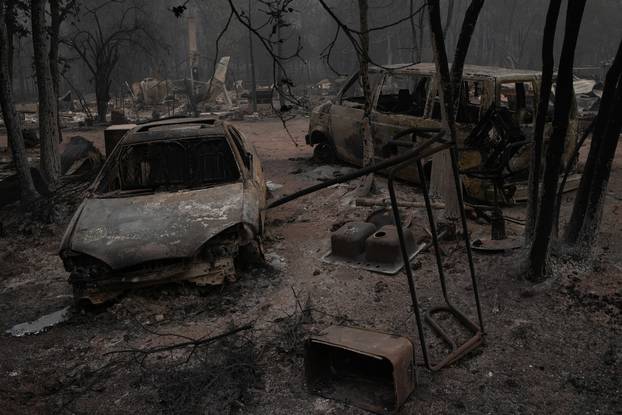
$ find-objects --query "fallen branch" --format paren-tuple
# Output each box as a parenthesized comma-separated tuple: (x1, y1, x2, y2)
(104, 323, 253, 357)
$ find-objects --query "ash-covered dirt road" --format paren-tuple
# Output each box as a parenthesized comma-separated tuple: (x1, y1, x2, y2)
(0, 118, 620, 414)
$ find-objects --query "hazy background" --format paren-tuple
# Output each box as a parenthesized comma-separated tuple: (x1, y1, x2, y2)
(10, 0, 622, 101)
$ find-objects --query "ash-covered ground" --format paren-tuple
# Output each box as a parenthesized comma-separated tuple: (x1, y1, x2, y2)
(0, 118, 620, 414)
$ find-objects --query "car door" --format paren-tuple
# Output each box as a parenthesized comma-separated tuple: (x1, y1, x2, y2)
(329, 72, 381, 166)
(371, 73, 442, 142)
(226, 125, 266, 233)
(370, 72, 442, 182)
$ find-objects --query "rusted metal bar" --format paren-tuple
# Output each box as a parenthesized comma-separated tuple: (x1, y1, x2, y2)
(355, 197, 445, 210)
(267, 131, 450, 210)
(386, 146, 484, 371)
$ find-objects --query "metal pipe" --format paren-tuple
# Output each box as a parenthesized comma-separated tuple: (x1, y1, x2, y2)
(387, 136, 484, 371)
(450, 146, 485, 333)
(267, 133, 450, 210)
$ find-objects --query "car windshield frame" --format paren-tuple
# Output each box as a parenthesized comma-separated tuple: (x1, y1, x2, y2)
(92, 134, 243, 198)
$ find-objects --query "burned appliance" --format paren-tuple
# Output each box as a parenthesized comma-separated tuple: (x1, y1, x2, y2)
(305, 326, 416, 414)
(322, 209, 444, 274)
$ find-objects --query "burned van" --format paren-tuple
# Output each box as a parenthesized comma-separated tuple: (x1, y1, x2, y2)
(306, 63, 578, 203)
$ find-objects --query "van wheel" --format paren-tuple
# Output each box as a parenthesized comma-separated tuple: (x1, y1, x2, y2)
(312, 142, 336, 163)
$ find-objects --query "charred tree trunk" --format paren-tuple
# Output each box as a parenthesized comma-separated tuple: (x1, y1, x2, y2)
(358, 0, 375, 193)
(49, 0, 62, 141)
(248, 0, 257, 113)
(0, 1, 38, 203)
(450, 0, 484, 113)
(49, 0, 61, 97)
(428, 0, 460, 221)
(527, 0, 586, 281)
(4, 0, 16, 79)
(94, 51, 117, 123)
(418, 5, 425, 62)
(565, 40, 622, 244)
(525, 0, 562, 242)
(443, 0, 454, 37)
(274, 0, 286, 110)
(565, 39, 622, 248)
(358, 0, 372, 135)
(575, 80, 622, 247)
(32, 0, 61, 190)
(95, 76, 111, 123)
(429, 0, 483, 222)
(409, 0, 420, 62)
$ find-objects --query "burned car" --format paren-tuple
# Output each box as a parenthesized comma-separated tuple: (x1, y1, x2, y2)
(307, 63, 579, 203)
(60, 118, 266, 303)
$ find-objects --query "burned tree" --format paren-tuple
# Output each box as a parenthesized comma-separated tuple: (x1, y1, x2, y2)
(525, 0, 562, 242)
(223, 0, 304, 116)
(526, 0, 587, 281)
(268, 0, 289, 110)
(0, 0, 38, 203)
(449, 0, 485, 113)
(427, 0, 459, 219)
(247, 0, 257, 113)
(357, 0, 376, 193)
(442, 0, 454, 36)
(428, 0, 484, 222)
(408, 0, 422, 63)
(49, 1, 76, 140)
(32, 0, 61, 190)
(69, 1, 155, 122)
(564, 39, 622, 249)
(49, 1, 77, 101)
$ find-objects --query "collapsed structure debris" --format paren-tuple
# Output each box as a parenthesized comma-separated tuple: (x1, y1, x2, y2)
(60, 136, 104, 176)
(130, 56, 235, 113)
(0, 135, 103, 206)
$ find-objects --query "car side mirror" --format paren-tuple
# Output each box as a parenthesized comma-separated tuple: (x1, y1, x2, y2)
(246, 152, 253, 168)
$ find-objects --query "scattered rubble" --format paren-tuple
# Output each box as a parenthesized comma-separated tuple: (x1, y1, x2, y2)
(60, 136, 104, 176)
(7, 306, 71, 337)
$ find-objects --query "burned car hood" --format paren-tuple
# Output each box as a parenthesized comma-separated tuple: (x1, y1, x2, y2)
(65, 182, 245, 269)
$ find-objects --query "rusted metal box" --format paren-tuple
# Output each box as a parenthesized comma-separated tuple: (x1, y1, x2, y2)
(305, 326, 416, 414)
(104, 124, 136, 156)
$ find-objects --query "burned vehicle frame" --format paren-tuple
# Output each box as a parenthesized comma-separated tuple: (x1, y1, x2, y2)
(307, 63, 579, 204)
(59, 118, 266, 304)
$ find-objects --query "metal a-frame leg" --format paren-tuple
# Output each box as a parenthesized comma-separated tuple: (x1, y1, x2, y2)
(388, 147, 484, 371)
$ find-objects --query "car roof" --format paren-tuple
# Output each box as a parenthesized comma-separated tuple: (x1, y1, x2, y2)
(122, 117, 229, 145)
(370, 62, 542, 81)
